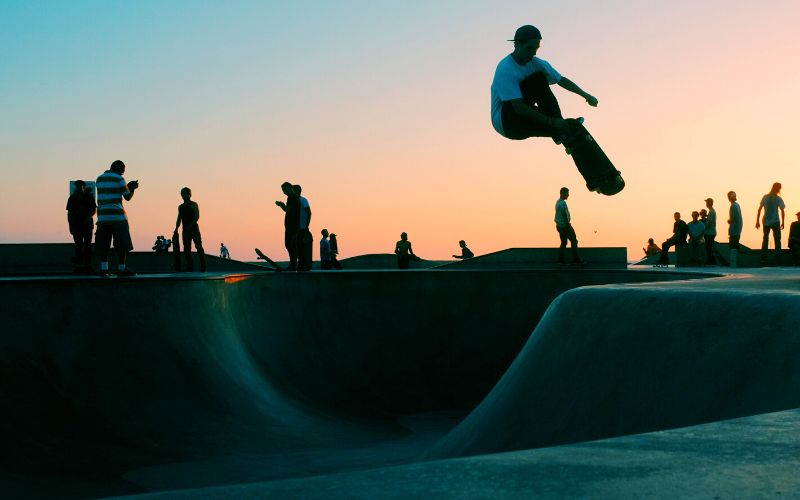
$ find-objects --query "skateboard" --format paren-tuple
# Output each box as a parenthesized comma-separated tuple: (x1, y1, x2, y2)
(254, 248, 282, 271)
(562, 119, 625, 196)
(172, 230, 182, 272)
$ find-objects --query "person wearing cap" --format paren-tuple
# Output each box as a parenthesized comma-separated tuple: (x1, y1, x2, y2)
(490, 25, 598, 144)
(727, 191, 743, 268)
(788, 211, 800, 266)
(703, 198, 717, 264)
(755, 182, 785, 266)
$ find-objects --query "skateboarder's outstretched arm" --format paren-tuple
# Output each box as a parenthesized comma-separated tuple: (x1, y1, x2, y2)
(557, 77, 598, 107)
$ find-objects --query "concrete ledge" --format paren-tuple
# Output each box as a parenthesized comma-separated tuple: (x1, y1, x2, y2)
(437, 247, 627, 270)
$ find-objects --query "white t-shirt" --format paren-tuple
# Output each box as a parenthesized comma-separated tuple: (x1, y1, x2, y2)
(760, 194, 785, 227)
(491, 54, 562, 136)
(554, 198, 570, 227)
(299, 196, 310, 229)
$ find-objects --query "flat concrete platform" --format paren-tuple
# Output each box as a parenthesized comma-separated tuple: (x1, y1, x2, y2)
(124, 407, 800, 499)
(1, 266, 798, 498)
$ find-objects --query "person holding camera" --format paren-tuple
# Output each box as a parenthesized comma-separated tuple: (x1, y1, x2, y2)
(96, 160, 139, 276)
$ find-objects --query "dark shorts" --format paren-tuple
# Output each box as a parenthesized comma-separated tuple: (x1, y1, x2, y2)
(96, 221, 133, 255)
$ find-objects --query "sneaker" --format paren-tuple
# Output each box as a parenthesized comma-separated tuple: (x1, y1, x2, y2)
(117, 268, 137, 277)
(97, 269, 111, 277)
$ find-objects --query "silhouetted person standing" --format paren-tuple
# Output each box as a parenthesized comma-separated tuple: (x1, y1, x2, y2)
(96, 160, 138, 276)
(452, 240, 474, 259)
(658, 212, 688, 266)
(789, 211, 800, 266)
(395, 232, 416, 269)
(295, 184, 313, 272)
(175, 187, 206, 272)
(728, 191, 743, 268)
(755, 182, 785, 265)
(687, 211, 706, 266)
(320, 229, 332, 270)
(329, 233, 342, 270)
(66, 180, 96, 273)
(703, 198, 717, 264)
(275, 182, 300, 271)
(220, 243, 229, 259)
(554, 187, 583, 264)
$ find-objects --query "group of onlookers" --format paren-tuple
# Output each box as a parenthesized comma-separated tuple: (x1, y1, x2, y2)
(648, 183, 800, 267)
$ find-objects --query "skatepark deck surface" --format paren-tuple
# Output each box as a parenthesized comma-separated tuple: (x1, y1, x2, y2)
(1, 266, 799, 497)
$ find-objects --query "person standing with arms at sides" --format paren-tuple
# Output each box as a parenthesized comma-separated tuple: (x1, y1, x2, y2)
(395, 232, 416, 269)
(788, 211, 800, 266)
(66, 180, 96, 274)
(329, 233, 342, 270)
(96, 160, 138, 276)
(175, 187, 206, 272)
(275, 182, 300, 271)
(727, 191, 743, 268)
(294, 184, 313, 271)
(320, 229, 332, 270)
(703, 198, 717, 264)
(686, 211, 706, 266)
(554, 187, 583, 264)
(219, 243, 229, 259)
(755, 182, 785, 266)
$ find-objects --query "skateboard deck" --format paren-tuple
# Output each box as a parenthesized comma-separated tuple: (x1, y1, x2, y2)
(254, 248, 282, 271)
(172, 230, 182, 272)
(563, 119, 625, 196)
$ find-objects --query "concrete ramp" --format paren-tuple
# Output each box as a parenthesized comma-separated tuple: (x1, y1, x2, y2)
(427, 278, 800, 459)
(437, 247, 627, 269)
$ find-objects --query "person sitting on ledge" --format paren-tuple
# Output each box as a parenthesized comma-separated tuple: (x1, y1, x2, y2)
(643, 238, 661, 256)
(657, 212, 688, 266)
(452, 240, 474, 259)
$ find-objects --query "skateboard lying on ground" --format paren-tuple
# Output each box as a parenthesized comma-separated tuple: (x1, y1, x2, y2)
(254, 248, 282, 271)
(562, 119, 625, 196)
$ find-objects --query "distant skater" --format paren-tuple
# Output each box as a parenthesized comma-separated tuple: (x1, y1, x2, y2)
(703, 198, 717, 264)
(175, 187, 206, 272)
(657, 212, 688, 266)
(329, 232, 342, 270)
(275, 182, 300, 271)
(219, 243, 229, 259)
(95, 160, 138, 276)
(395, 232, 416, 269)
(452, 240, 474, 259)
(320, 229, 332, 270)
(755, 182, 785, 265)
(66, 180, 97, 273)
(643, 238, 661, 256)
(687, 211, 706, 266)
(728, 191, 743, 268)
(554, 187, 583, 264)
(789, 211, 800, 266)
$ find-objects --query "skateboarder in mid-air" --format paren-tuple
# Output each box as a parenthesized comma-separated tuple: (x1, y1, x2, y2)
(491, 25, 624, 195)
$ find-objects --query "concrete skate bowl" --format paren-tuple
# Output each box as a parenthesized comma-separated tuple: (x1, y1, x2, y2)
(0, 269, 712, 496)
(427, 280, 800, 460)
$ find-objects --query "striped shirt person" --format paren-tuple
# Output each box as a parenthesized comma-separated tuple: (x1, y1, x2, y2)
(95, 160, 139, 276)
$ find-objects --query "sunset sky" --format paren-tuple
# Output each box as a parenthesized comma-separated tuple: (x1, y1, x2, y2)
(2, 0, 799, 262)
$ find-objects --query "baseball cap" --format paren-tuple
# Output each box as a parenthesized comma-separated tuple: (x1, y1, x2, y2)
(508, 25, 542, 43)
(704, 198, 713, 202)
